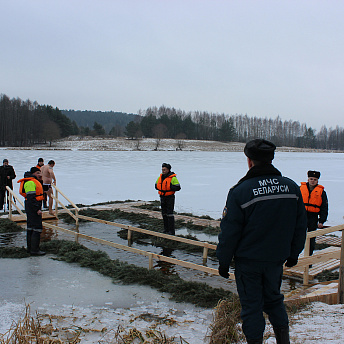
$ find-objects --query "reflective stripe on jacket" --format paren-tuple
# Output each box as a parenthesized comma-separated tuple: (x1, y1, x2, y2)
(300, 182, 324, 213)
(17, 177, 44, 201)
(156, 173, 177, 196)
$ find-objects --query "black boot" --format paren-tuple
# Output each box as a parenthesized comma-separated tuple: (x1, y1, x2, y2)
(273, 326, 290, 344)
(30, 231, 46, 256)
(167, 215, 175, 235)
(246, 339, 263, 344)
(26, 229, 33, 253)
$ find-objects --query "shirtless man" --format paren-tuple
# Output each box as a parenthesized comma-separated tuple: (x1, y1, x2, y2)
(40, 160, 56, 215)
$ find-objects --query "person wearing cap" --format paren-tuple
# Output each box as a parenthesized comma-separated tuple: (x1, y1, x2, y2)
(0, 158, 16, 211)
(300, 170, 328, 256)
(216, 139, 307, 344)
(155, 163, 181, 235)
(17, 167, 46, 255)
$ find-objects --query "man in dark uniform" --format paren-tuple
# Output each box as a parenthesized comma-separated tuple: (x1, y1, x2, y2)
(216, 139, 307, 344)
(155, 163, 181, 235)
(300, 170, 328, 256)
(0, 159, 16, 211)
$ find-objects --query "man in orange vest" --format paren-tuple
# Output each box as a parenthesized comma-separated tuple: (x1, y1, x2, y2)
(300, 170, 328, 256)
(18, 167, 46, 255)
(155, 163, 181, 235)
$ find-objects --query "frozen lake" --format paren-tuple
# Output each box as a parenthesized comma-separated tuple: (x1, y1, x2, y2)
(1, 149, 343, 341)
(1, 149, 343, 225)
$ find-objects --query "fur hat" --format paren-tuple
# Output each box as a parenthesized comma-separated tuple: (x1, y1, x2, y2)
(30, 167, 40, 174)
(162, 163, 171, 170)
(308, 170, 320, 179)
(244, 139, 276, 162)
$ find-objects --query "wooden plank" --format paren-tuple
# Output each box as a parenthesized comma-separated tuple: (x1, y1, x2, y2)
(42, 222, 234, 280)
(339, 233, 344, 303)
(77, 214, 217, 250)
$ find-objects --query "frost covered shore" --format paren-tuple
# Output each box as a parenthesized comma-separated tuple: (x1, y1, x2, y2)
(1, 136, 339, 152)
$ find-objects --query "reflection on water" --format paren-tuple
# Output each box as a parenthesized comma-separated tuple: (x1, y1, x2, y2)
(0, 232, 21, 246)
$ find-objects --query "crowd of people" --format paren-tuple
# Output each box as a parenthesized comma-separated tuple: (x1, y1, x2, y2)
(1, 140, 330, 344)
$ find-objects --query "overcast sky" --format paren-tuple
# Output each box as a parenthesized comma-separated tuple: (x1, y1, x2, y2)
(1, 0, 343, 130)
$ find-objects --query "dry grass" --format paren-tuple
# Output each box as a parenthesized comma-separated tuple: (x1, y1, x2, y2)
(208, 297, 244, 344)
(0, 304, 188, 344)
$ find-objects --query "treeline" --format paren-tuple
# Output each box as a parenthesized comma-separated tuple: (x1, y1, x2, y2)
(0, 94, 78, 146)
(62, 110, 138, 137)
(125, 106, 344, 150)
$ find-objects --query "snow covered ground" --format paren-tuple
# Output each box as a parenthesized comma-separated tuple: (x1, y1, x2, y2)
(1, 140, 344, 342)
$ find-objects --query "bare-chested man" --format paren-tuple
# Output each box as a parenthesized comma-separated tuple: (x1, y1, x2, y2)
(41, 160, 56, 215)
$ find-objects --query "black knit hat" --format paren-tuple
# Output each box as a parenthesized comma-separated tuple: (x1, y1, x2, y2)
(244, 139, 276, 162)
(308, 170, 320, 179)
(30, 167, 40, 174)
(162, 163, 171, 170)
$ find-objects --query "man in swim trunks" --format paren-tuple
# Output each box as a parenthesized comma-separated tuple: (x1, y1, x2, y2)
(40, 160, 56, 215)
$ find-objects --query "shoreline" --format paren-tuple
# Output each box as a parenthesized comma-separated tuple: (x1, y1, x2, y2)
(0, 136, 342, 153)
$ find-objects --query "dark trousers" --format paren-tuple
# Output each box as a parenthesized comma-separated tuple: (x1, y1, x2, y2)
(160, 195, 175, 235)
(234, 259, 288, 341)
(307, 212, 319, 256)
(0, 189, 6, 209)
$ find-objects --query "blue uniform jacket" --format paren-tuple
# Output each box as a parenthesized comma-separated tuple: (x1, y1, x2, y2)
(216, 164, 307, 266)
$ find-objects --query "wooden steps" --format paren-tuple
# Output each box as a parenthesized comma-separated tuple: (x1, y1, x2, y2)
(316, 234, 342, 247)
(285, 280, 339, 305)
(284, 246, 341, 280)
(6, 212, 57, 223)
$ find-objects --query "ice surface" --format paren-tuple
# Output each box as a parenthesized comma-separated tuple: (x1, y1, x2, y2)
(1, 149, 343, 342)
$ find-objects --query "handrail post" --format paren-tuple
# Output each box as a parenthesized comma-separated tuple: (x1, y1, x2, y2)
(303, 234, 311, 285)
(202, 247, 208, 265)
(338, 230, 344, 304)
(127, 229, 132, 246)
(75, 209, 79, 231)
(8, 194, 12, 220)
(148, 254, 154, 270)
(55, 186, 58, 217)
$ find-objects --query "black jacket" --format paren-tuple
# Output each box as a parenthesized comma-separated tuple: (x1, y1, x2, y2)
(0, 165, 16, 190)
(216, 164, 307, 266)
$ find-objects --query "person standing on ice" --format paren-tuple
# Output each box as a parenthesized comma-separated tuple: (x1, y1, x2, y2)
(300, 170, 328, 256)
(155, 163, 181, 235)
(216, 139, 307, 344)
(18, 167, 46, 255)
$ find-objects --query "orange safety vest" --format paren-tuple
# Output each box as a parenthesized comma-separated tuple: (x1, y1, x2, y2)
(156, 173, 176, 196)
(17, 177, 44, 201)
(300, 182, 324, 213)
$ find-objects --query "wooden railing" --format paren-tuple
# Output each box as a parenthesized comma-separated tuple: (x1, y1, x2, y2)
(5, 186, 344, 302)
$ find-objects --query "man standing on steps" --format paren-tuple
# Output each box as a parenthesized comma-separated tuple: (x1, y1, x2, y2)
(216, 139, 307, 344)
(41, 160, 56, 215)
(300, 170, 328, 256)
(155, 163, 181, 235)
(18, 167, 46, 256)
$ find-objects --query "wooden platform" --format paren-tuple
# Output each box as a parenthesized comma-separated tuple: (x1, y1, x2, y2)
(316, 234, 342, 247)
(285, 280, 339, 305)
(284, 246, 341, 281)
(6, 212, 57, 222)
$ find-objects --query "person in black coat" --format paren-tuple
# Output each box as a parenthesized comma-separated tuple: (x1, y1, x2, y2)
(216, 139, 307, 344)
(0, 159, 16, 211)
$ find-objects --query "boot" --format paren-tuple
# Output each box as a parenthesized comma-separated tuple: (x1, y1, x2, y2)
(273, 326, 290, 344)
(26, 229, 33, 253)
(30, 231, 46, 256)
(167, 215, 175, 235)
(246, 339, 263, 344)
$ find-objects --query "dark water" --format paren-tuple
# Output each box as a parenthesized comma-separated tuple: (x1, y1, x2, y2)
(0, 218, 302, 294)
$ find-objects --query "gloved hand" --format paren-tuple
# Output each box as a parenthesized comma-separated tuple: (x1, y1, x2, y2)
(285, 257, 298, 267)
(218, 265, 229, 279)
